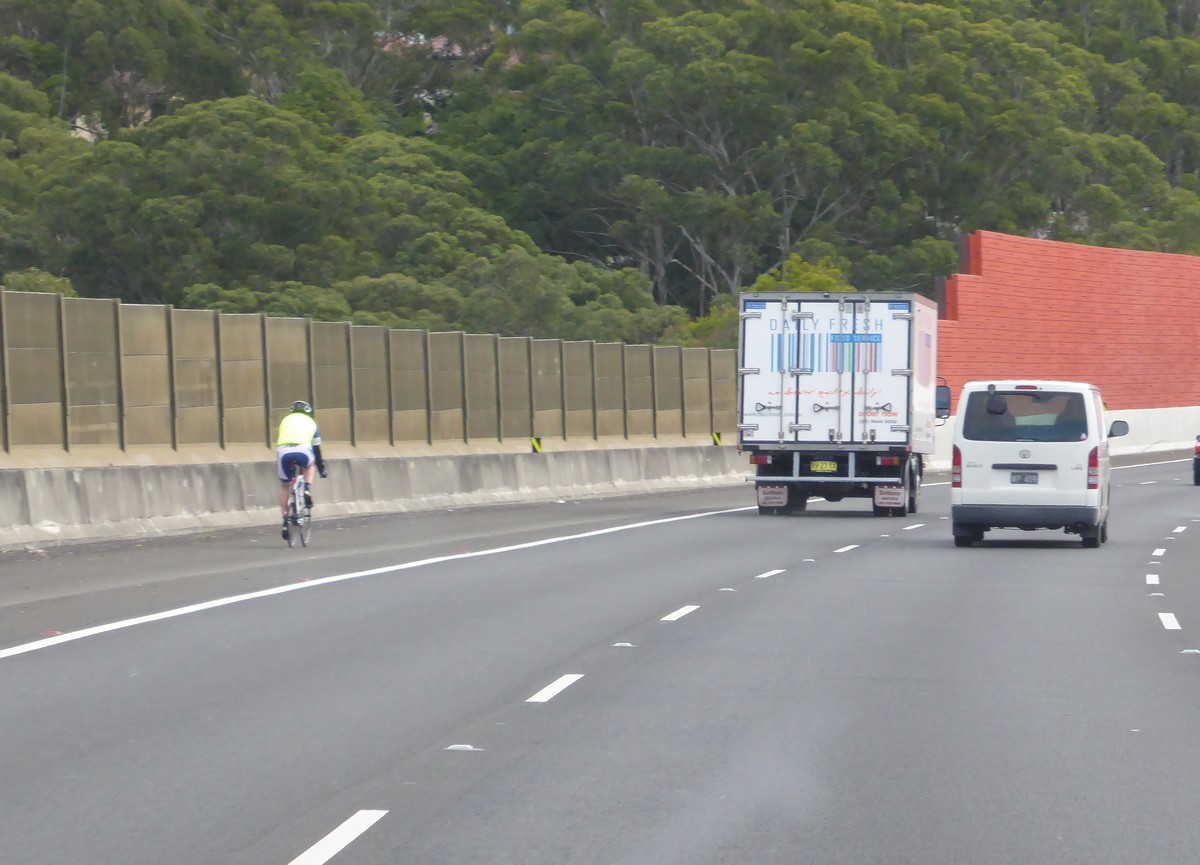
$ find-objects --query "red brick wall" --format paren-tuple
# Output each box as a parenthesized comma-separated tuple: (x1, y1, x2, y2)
(939, 230, 1200, 411)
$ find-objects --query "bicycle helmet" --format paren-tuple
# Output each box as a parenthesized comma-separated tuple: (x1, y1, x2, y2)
(290, 400, 313, 415)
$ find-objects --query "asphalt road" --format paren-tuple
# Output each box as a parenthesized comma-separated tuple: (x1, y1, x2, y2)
(3, 456, 1200, 865)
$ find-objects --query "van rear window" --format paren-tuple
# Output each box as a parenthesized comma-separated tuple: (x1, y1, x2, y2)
(962, 391, 1089, 442)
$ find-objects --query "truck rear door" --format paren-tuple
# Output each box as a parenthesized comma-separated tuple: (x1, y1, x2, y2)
(794, 297, 914, 444)
(739, 295, 915, 445)
(738, 296, 796, 445)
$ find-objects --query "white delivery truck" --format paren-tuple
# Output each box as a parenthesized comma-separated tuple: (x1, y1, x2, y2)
(737, 291, 950, 516)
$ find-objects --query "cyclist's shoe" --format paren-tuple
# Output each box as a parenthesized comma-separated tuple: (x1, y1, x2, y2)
(304, 492, 313, 509)
(281, 519, 290, 541)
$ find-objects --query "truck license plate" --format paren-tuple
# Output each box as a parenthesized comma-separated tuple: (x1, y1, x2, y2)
(757, 485, 788, 507)
(1010, 472, 1039, 484)
(810, 460, 837, 473)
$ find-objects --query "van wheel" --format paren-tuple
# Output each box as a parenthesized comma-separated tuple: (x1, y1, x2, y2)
(952, 523, 975, 547)
(1100, 518, 1108, 544)
(1194, 462, 1200, 485)
(1082, 524, 1102, 548)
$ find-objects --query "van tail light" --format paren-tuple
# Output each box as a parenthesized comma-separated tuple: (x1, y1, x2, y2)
(951, 445, 962, 488)
(749, 454, 770, 465)
(1087, 446, 1099, 489)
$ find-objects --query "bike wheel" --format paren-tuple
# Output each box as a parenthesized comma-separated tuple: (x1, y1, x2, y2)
(286, 479, 301, 549)
(298, 505, 312, 546)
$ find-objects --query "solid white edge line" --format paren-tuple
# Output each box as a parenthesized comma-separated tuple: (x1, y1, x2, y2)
(661, 605, 700, 622)
(526, 674, 584, 703)
(1160, 613, 1182, 630)
(0, 505, 755, 661)
(289, 810, 388, 865)
(753, 569, 785, 579)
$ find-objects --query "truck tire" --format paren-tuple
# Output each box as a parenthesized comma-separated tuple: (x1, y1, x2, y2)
(907, 463, 920, 515)
(886, 463, 914, 517)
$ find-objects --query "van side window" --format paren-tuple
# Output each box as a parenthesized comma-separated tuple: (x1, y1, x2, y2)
(962, 391, 1088, 442)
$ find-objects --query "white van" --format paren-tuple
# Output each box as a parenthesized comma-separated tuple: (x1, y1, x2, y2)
(950, 380, 1128, 548)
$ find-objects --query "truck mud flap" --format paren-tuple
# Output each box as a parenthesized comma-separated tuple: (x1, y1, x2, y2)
(757, 484, 788, 508)
(872, 485, 906, 509)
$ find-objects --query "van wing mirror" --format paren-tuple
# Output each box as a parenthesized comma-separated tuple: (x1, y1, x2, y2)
(1108, 420, 1129, 438)
(935, 384, 952, 419)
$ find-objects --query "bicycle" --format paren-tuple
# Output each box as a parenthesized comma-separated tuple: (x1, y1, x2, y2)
(283, 463, 312, 548)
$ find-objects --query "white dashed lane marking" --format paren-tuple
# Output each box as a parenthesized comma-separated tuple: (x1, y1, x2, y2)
(1147, 574, 1160, 585)
(661, 605, 700, 622)
(526, 674, 584, 703)
(754, 569, 785, 580)
(833, 545, 859, 554)
(1174, 526, 1187, 533)
(1160, 614, 1182, 631)
(1152, 548, 1167, 557)
(289, 810, 388, 865)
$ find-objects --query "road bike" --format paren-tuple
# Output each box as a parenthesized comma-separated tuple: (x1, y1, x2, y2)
(284, 464, 312, 548)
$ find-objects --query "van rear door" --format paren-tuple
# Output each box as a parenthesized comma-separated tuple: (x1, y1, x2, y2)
(957, 389, 1092, 506)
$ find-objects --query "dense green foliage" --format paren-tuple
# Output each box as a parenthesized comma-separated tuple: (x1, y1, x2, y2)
(4, 0, 1200, 345)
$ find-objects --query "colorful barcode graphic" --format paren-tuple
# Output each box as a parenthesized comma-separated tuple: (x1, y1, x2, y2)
(771, 333, 882, 372)
(771, 332, 796, 372)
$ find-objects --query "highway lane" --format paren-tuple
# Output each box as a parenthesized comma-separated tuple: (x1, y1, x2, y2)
(3, 459, 1200, 863)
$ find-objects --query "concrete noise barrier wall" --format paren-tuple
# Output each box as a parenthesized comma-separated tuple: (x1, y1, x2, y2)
(0, 444, 747, 550)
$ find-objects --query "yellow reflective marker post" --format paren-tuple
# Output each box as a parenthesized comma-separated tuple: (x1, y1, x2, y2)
(712, 432, 722, 446)
(531, 436, 542, 453)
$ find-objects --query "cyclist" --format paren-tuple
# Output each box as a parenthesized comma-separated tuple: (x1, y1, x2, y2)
(277, 400, 327, 541)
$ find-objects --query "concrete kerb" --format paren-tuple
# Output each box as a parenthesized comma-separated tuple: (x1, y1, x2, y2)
(0, 444, 747, 552)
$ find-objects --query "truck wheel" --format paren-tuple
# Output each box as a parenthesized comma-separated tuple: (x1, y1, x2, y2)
(889, 463, 912, 517)
(791, 494, 808, 512)
(907, 466, 920, 515)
